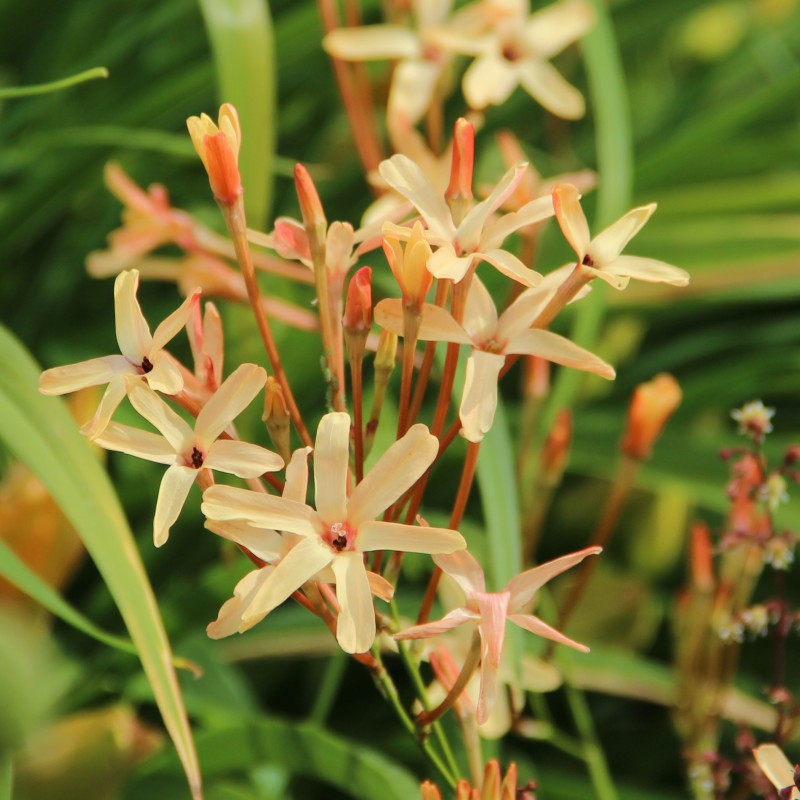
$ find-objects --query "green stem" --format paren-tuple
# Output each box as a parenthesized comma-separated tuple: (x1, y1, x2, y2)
(0, 67, 108, 99)
(308, 650, 348, 724)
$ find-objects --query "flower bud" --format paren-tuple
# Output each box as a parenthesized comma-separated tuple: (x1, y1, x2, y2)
(383, 221, 433, 312)
(621, 373, 682, 461)
(446, 118, 474, 225)
(187, 104, 243, 206)
(540, 409, 571, 487)
(344, 267, 372, 334)
(294, 163, 327, 232)
(262, 376, 291, 464)
(690, 522, 714, 592)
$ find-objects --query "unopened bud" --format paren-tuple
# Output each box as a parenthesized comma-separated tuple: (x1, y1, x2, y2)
(294, 163, 327, 232)
(383, 221, 433, 311)
(500, 764, 520, 800)
(420, 781, 443, 800)
(540, 409, 571, 487)
(187, 104, 242, 206)
(344, 267, 372, 363)
(187, 300, 224, 393)
(446, 118, 474, 225)
(482, 760, 501, 800)
(690, 522, 714, 592)
(621, 373, 682, 461)
(262, 376, 291, 464)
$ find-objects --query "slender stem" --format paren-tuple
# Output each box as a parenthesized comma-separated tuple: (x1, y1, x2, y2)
(397, 322, 418, 438)
(327, 276, 347, 412)
(308, 650, 348, 724)
(221, 200, 312, 446)
(350, 352, 365, 483)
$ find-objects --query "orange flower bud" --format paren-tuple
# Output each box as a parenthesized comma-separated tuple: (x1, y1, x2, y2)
(187, 104, 243, 206)
(420, 781, 443, 800)
(383, 221, 433, 311)
(690, 522, 714, 592)
(343, 267, 372, 334)
(294, 162, 327, 230)
(621, 373, 682, 461)
(446, 117, 475, 218)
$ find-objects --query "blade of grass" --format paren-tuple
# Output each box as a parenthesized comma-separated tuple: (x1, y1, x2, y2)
(0, 67, 108, 99)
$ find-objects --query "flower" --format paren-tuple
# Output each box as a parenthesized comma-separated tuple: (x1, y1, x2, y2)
(39, 269, 198, 438)
(395, 546, 601, 723)
(187, 104, 243, 205)
(731, 399, 775, 443)
(93, 363, 282, 546)
(752, 744, 800, 799)
(380, 154, 553, 286)
(201, 412, 466, 653)
(552, 183, 690, 289)
(375, 269, 614, 441)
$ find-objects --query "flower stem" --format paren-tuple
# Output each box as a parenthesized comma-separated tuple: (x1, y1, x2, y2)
(349, 350, 365, 483)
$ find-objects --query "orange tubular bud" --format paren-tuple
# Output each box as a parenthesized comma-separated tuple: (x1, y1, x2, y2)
(621, 373, 682, 461)
(187, 104, 243, 206)
(481, 761, 501, 800)
(690, 522, 714, 592)
(446, 118, 475, 225)
(540, 409, 572, 487)
(383, 221, 433, 311)
(420, 781, 443, 800)
(343, 267, 373, 334)
(294, 163, 327, 231)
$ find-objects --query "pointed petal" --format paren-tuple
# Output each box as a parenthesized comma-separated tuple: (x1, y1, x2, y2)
(325, 221, 356, 280)
(81, 377, 131, 439)
(477, 592, 510, 671)
(207, 568, 272, 638)
(196, 363, 267, 444)
(242, 536, 333, 621)
(478, 248, 541, 288)
(462, 55, 519, 109)
(589, 204, 656, 266)
(433, 550, 486, 596)
(481, 195, 554, 250)
(394, 607, 478, 640)
(462, 277, 498, 343)
(93, 421, 177, 464)
(496, 286, 551, 342)
(144, 352, 184, 395)
(388, 58, 440, 125)
(505, 329, 615, 379)
(357, 520, 465, 554)
(151, 289, 199, 352)
(332, 552, 375, 654)
(349, 424, 439, 524)
(314, 412, 351, 523)
(283, 447, 312, 503)
(153, 464, 197, 546)
(205, 519, 286, 563)
(375, 299, 472, 344)
(366, 571, 395, 603)
(584, 264, 630, 290)
(523, 0, 595, 58)
(506, 546, 602, 610)
(39, 355, 133, 395)
(426, 247, 475, 283)
(508, 613, 589, 652)
(205, 439, 283, 478)
(459, 351, 504, 443)
(552, 184, 590, 260)
(518, 59, 586, 120)
(378, 155, 456, 242)
(127, 382, 193, 451)
(322, 25, 422, 60)
(603, 255, 690, 286)
(114, 270, 152, 360)
(202, 485, 320, 538)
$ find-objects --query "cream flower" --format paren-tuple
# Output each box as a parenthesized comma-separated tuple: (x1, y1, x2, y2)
(375, 268, 613, 441)
(553, 183, 690, 289)
(395, 546, 601, 723)
(201, 412, 466, 653)
(379, 154, 553, 285)
(39, 269, 198, 438)
(94, 363, 282, 546)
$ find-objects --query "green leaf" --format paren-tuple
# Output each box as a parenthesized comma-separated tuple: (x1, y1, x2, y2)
(0, 67, 108, 99)
(0, 326, 201, 800)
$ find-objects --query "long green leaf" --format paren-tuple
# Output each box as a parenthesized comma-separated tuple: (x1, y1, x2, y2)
(0, 326, 202, 800)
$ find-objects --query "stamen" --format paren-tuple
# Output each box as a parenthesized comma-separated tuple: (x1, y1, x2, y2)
(141, 356, 154, 373)
(191, 447, 204, 469)
(582, 254, 595, 267)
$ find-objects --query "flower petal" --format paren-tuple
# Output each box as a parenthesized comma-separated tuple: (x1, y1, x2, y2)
(375, 299, 472, 345)
(462, 277, 498, 343)
(523, 0, 596, 59)
(349, 424, 439, 525)
(552, 184, 590, 260)
(506, 545, 602, 610)
(589, 204, 656, 266)
(81, 376, 131, 439)
(242, 536, 334, 622)
(366, 570, 395, 603)
(505, 329, 615, 379)
(426, 247, 475, 283)
(205, 439, 283, 478)
(114, 270, 152, 360)
(479, 248, 541, 289)
(481, 195, 554, 251)
(476, 641, 500, 725)
(93, 421, 177, 464)
(314, 412, 351, 523)
(508, 613, 589, 652)
(207, 568, 273, 638)
(394, 607, 479, 640)
(332, 552, 375, 654)
(477, 592, 510, 673)
(150, 289, 199, 352)
(202, 485, 321, 538)
(459, 351, 505, 443)
(517, 59, 586, 120)
(603, 255, 690, 286)
(283, 447, 312, 503)
(388, 58, 441, 125)
(153, 464, 197, 546)
(39, 355, 133, 395)
(127, 383, 193, 451)
(144, 351, 184, 394)
(462, 55, 519, 109)
(322, 25, 422, 60)
(356, 520, 465, 554)
(195, 363, 266, 445)
(434, 550, 486, 596)
(205, 519, 287, 563)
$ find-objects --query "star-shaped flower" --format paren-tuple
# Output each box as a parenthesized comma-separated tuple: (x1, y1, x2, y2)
(94, 363, 282, 546)
(39, 269, 198, 438)
(395, 545, 601, 723)
(553, 183, 690, 289)
(201, 412, 466, 653)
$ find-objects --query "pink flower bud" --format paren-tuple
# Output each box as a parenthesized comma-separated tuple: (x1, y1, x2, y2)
(344, 267, 373, 334)
(446, 117, 475, 206)
(621, 373, 682, 461)
(294, 163, 327, 229)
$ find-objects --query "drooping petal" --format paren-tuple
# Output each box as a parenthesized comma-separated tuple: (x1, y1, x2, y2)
(356, 520, 465, 554)
(523, 0, 596, 59)
(366, 571, 395, 603)
(80, 376, 131, 439)
(322, 25, 422, 60)
(207, 568, 272, 638)
(205, 439, 283, 478)
(477, 592, 510, 673)
(388, 58, 441, 126)
(375, 299, 472, 345)
(378, 155, 456, 242)
(242, 536, 334, 622)
(476, 640, 500, 725)
(506, 545, 602, 611)
(332, 552, 375, 654)
(477, 249, 541, 288)
(589, 204, 656, 266)
(481, 195, 554, 251)
(153, 464, 197, 546)
(508, 613, 589, 652)
(462, 55, 519, 110)
(205, 519, 287, 563)
(93, 421, 177, 464)
(283, 447, 312, 503)
(426, 246, 476, 283)
(127, 383, 193, 451)
(348, 424, 439, 525)
(394, 607, 479, 640)
(583, 265, 629, 290)
(114, 270, 152, 360)
(39, 355, 133, 395)
(202, 485, 321, 539)
(433, 550, 486, 596)
(517, 59, 586, 120)
(143, 351, 184, 395)
(313, 412, 351, 523)
(505, 329, 615, 379)
(552, 184, 590, 259)
(459, 350, 505, 443)
(195, 363, 267, 445)
(461, 277, 498, 343)
(150, 289, 199, 352)
(603, 255, 690, 286)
